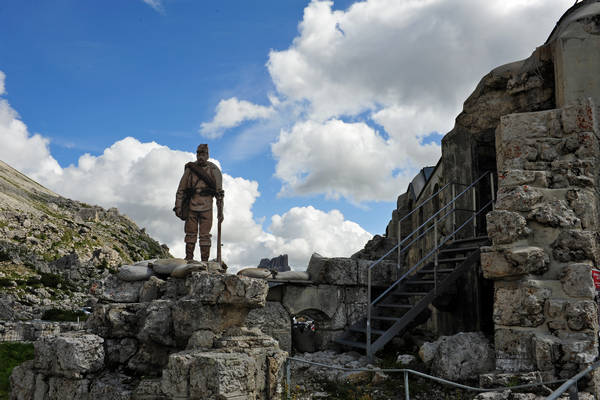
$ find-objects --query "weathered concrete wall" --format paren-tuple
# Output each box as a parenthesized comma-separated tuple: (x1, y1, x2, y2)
(483, 99, 600, 386)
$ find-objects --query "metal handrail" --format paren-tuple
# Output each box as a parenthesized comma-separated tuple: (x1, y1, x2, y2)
(372, 199, 492, 306)
(284, 356, 568, 400)
(366, 171, 495, 360)
(546, 359, 600, 400)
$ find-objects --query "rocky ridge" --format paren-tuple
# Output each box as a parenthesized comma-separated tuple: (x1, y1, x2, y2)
(0, 160, 170, 321)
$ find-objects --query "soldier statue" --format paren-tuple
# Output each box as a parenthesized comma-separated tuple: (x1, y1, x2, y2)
(174, 144, 224, 262)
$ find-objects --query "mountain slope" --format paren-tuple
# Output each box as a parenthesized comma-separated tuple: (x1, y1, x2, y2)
(0, 160, 171, 320)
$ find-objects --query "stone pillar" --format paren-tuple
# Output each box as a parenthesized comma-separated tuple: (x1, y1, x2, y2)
(483, 99, 600, 388)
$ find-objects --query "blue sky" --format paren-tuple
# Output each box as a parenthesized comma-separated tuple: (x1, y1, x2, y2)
(0, 0, 572, 269)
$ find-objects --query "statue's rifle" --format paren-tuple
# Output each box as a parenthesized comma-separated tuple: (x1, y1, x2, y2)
(216, 195, 224, 264)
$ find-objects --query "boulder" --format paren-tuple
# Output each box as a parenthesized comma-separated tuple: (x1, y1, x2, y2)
(424, 332, 494, 381)
(560, 263, 596, 299)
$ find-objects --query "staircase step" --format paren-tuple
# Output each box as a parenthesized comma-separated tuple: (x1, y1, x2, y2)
(393, 291, 428, 296)
(438, 257, 467, 264)
(349, 326, 386, 335)
(406, 280, 435, 285)
(418, 269, 454, 274)
(370, 316, 402, 321)
(438, 246, 479, 254)
(447, 236, 489, 246)
(376, 303, 412, 309)
(335, 338, 367, 349)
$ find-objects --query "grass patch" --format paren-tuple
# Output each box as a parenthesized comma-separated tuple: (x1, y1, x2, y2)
(0, 342, 34, 400)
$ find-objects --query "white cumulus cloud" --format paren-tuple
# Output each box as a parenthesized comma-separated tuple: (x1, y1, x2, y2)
(272, 118, 439, 202)
(207, 0, 571, 203)
(200, 97, 275, 139)
(0, 74, 370, 271)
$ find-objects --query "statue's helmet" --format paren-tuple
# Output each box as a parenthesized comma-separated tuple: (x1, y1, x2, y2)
(197, 144, 209, 153)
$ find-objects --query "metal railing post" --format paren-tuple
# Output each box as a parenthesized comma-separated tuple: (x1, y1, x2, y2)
(397, 221, 402, 279)
(490, 172, 495, 211)
(434, 218, 438, 294)
(404, 370, 410, 400)
(472, 186, 477, 237)
(452, 184, 456, 239)
(367, 268, 372, 362)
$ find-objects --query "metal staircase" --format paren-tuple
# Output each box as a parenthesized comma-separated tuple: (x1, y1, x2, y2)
(334, 172, 495, 360)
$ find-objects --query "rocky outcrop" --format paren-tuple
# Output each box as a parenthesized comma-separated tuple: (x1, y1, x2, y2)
(10, 269, 287, 400)
(257, 254, 291, 272)
(0, 160, 170, 322)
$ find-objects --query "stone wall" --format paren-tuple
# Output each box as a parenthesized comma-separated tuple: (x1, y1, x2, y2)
(483, 99, 600, 386)
(10, 269, 287, 400)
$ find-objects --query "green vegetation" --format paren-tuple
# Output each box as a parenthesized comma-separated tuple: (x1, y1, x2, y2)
(41, 308, 88, 322)
(0, 342, 34, 400)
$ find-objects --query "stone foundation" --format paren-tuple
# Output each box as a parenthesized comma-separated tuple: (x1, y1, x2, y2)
(10, 270, 287, 400)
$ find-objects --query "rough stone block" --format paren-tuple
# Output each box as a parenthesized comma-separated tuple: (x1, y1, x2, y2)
(105, 338, 137, 366)
(498, 170, 549, 188)
(486, 210, 530, 245)
(34, 332, 104, 378)
(85, 303, 145, 338)
(186, 330, 217, 350)
(127, 342, 171, 377)
(427, 332, 495, 381)
(494, 283, 551, 327)
(565, 300, 598, 331)
(545, 299, 567, 319)
(8, 361, 35, 400)
(356, 259, 397, 287)
(47, 377, 90, 400)
(550, 159, 596, 188)
(481, 247, 548, 279)
(561, 100, 596, 134)
(89, 373, 134, 400)
(527, 200, 581, 228)
(552, 230, 598, 263)
(307, 253, 358, 285)
(138, 276, 166, 302)
(561, 263, 596, 299)
(281, 284, 342, 319)
(558, 332, 598, 365)
(532, 335, 560, 372)
(137, 300, 174, 346)
(246, 301, 291, 353)
(161, 351, 258, 399)
(494, 328, 535, 372)
(498, 109, 563, 142)
(172, 300, 248, 343)
(185, 271, 268, 307)
(566, 188, 599, 230)
(345, 287, 368, 327)
(495, 186, 543, 212)
(97, 274, 144, 303)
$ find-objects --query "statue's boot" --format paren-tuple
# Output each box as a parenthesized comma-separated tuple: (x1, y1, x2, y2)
(200, 245, 211, 262)
(185, 243, 195, 263)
